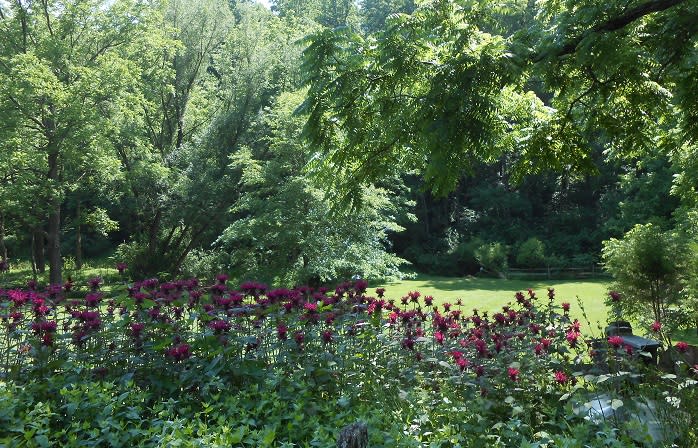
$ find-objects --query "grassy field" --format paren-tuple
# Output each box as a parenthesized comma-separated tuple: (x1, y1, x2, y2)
(377, 274, 611, 335)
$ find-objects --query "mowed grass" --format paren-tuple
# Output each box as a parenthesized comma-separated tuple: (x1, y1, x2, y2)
(377, 274, 610, 335)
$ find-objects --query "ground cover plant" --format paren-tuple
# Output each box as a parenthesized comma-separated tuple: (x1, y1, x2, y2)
(2, 272, 698, 447)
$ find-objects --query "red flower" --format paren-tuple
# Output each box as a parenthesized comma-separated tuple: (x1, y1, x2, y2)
(166, 343, 192, 361)
(130, 322, 144, 337)
(434, 331, 445, 345)
(561, 302, 570, 313)
(651, 321, 662, 332)
(304, 302, 318, 313)
(116, 262, 128, 274)
(208, 320, 231, 333)
(456, 357, 470, 371)
(322, 330, 333, 343)
(85, 292, 102, 308)
(508, 367, 520, 382)
(277, 324, 288, 340)
(624, 344, 633, 355)
(608, 335, 624, 349)
(608, 291, 621, 302)
(554, 371, 568, 385)
(566, 331, 579, 348)
(676, 341, 689, 353)
(88, 277, 102, 290)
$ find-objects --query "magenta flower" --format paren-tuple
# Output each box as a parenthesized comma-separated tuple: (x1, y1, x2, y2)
(293, 331, 304, 345)
(322, 330, 333, 344)
(130, 322, 145, 337)
(85, 292, 103, 308)
(402, 337, 415, 350)
(166, 343, 192, 361)
(456, 357, 469, 371)
(354, 279, 368, 293)
(31, 320, 57, 335)
(208, 320, 232, 333)
(434, 331, 445, 345)
(676, 341, 689, 353)
(88, 277, 102, 290)
(116, 262, 128, 274)
(651, 321, 662, 332)
(608, 291, 621, 302)
(508, 367, 520, 382)
(561, 302, 570, 313)
(277, 324, 288, 340)
(554, 371, 568, 385)
(566, 331, 579, 348)
(608, 335, 624, 348)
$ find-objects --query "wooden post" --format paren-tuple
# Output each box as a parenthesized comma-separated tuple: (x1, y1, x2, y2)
(337, 422, 368, 448)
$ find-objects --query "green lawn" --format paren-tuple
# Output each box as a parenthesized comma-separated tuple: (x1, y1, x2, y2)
(377, 274, 610, 335)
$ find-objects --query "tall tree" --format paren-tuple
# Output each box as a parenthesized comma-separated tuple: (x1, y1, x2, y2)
(0, 0, 160, 284)
(300, 0, 697, 197)
(219, 90, 407, 284)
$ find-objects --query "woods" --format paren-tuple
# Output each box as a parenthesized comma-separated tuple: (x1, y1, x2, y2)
(0, 0, 696, 291)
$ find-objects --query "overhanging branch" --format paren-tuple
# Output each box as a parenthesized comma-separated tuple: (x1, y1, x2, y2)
(535, 0, 689, 61)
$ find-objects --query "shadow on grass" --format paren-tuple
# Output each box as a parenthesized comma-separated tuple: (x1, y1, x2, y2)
(386, 274, 608, 292)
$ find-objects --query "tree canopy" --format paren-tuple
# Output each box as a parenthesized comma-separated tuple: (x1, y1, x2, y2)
(300, 0, 698, 196)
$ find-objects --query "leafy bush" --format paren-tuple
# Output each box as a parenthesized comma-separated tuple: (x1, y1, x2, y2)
(515, 237, 546, 268)
(475, 242, 509, 276)
(602, 223, 685, 326)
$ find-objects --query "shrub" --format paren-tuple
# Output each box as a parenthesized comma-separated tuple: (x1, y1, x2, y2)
(475, 241, 509, 276)
(602, 223, 685, 326)
(515, 237, 546, 268)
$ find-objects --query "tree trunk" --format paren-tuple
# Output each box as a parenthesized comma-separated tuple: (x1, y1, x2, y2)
(33, 229, 46, 273)
(75, 201, 82, 270)
(47, 149, 62, 285)
(337, 422, 368, 448)
(0, 211, 7, 261)
(30, 233, 38, 280)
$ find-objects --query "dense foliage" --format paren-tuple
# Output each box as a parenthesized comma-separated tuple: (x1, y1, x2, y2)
(2, 275, 698, 446)
(0, 0, 695, 287)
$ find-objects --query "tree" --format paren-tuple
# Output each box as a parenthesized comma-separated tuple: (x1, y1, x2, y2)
(602, 223, 685, 327)
(218, 90, 407, 285)
(359, 0, 415, 34)
(110, 0, 235, 276)
(0, 0, 161, 284)
(300, 0, 697, 198)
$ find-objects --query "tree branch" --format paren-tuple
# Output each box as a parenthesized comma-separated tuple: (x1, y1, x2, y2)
(535, 0, 688, 61)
